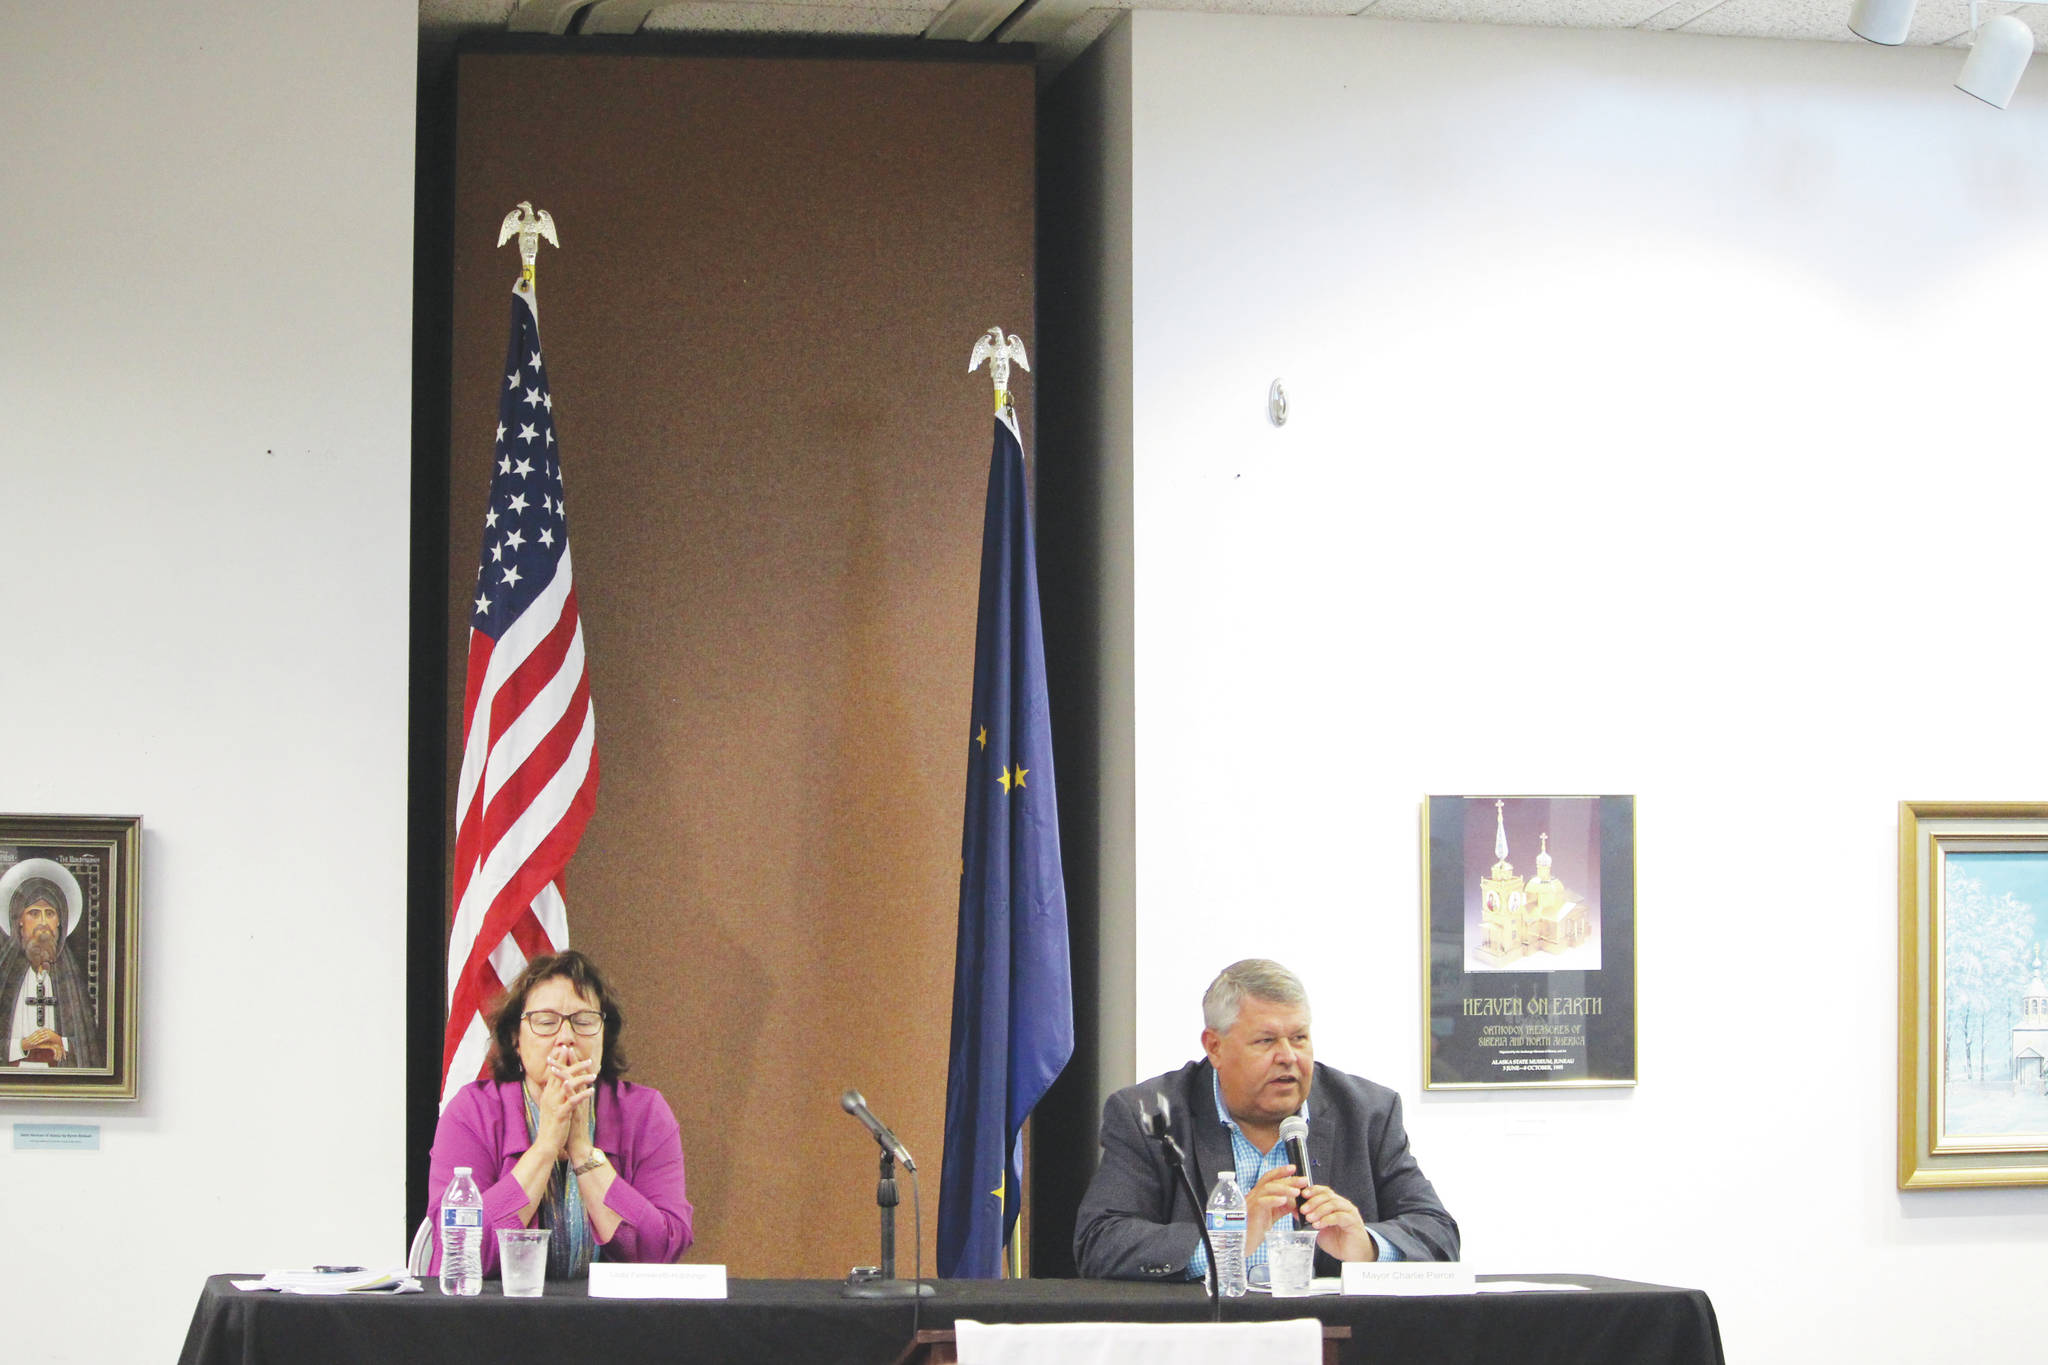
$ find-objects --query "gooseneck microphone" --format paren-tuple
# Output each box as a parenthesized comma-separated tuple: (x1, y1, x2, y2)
(1279, 1112, 1312, 1213)
(841, 1089, 916, 1171)
(1139, 1094, 1179, 1157)
(1139, 1094, 1222, 1322)
(839, 1088, 933, 1303)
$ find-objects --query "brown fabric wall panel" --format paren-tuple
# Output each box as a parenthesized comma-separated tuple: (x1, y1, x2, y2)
(447, 48, 1034, 1279)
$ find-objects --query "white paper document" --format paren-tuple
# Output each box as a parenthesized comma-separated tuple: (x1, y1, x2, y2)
(587, 1262, 728, 1299)
(1476, 1279, 1592, 1293)
(233, 1268, 421, 1294)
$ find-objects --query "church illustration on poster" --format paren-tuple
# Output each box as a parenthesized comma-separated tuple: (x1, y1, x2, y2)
(1467, 798, 1602, 973)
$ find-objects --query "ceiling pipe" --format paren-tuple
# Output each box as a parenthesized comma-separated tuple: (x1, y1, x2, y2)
(924, 0, 1033, 42)
(508, 0, 595, 33)
(581, 1, 657, 33)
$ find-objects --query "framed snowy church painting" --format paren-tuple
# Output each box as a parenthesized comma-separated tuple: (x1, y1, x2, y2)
(0, 814, 140, 1101)
(1900, 802, 2048, 1188)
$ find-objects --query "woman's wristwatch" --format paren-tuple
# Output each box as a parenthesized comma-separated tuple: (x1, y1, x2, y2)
(570, 1149, 608, 1176)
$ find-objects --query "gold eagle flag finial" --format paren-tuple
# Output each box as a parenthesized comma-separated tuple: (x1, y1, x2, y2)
(497, 201, 559, 293)
(968, 327, 1029, 418)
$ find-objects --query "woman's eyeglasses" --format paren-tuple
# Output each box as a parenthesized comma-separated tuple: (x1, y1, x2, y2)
(522, 1009, 603, 1037)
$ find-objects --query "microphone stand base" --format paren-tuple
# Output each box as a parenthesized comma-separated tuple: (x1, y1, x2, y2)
(842, 1280, 936, 1299)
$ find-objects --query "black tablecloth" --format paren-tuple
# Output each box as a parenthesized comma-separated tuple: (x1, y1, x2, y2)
(177, 1272, 1724, 1365)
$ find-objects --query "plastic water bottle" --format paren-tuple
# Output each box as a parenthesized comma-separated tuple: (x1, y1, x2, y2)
(439, 1166, 484, 1296)
(1205, 1170, 1248, 1297)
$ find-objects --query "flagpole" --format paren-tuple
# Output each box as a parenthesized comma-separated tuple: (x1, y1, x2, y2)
(441, 201, 592, 1107)
(938, 326, 1074, 1282)
(1007, 1118, 1027, 1278)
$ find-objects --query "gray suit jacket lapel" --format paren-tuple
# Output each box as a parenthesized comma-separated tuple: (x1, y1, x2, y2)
(1187, 1060, 1234, 1199)
(1306, 1062, 1344, 1196)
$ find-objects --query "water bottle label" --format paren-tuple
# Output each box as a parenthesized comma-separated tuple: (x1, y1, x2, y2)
(1206, 1209, 1246, 1231)
(442, 1207, 481, 1229)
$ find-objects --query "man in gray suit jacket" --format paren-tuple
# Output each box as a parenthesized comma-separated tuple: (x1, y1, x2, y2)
(1075, 959, 1457, 1280)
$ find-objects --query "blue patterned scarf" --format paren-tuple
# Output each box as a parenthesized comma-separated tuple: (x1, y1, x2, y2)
(522, 1086, 599, 1280)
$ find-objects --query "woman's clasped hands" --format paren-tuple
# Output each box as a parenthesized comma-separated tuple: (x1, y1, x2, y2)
(532, 1037, 598, 1161)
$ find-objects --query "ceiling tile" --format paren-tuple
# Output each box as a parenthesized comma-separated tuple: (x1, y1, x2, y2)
(1963, 2, 2048, 47)
(1636, 0, 1724, 30)
(420, 0, 2048, 52)
(422, 0, 521, 31)
(1359, 0, 1671, 26)
(1672, 0, 2041, 47)
(1666, 0, 1856, 41)
(1154, 0, 1369, 14)
(643, 1, 941, 30)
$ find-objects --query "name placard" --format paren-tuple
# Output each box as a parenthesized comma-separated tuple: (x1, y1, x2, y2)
(1340, 1261, 1475, 1296)
(588, 1263, 727, 1299)
(14, 1123, 99, 1151)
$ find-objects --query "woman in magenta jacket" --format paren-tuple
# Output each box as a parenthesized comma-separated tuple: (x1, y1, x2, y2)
(427, 951, 694, 1279)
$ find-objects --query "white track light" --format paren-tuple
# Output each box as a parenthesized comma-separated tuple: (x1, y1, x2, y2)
(1957, 14, 2035, 108)
(1849, 0, 1916, 44)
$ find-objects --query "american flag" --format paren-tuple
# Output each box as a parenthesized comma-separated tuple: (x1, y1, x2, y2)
(440, 281, 599, 1107)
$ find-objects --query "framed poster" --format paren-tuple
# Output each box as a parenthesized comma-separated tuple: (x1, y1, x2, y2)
(1898, 801, 2048, 1188)
(1423, 795, 1636, 1089)
(0, 814, 140, 1101)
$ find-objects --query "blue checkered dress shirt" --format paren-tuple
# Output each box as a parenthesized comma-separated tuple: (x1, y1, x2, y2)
(1187, 1069, 1398, 1282)
(1188, 1068, 1302, 1284)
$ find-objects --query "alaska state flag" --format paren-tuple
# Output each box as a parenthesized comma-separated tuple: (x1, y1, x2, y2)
(936, 407, 1074, 1279)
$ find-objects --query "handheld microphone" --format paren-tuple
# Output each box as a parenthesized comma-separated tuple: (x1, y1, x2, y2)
(1279, 1113, 1312, 1216)
(841, 1089, 916, 1171)
(1278, 1113, 1312, 1186)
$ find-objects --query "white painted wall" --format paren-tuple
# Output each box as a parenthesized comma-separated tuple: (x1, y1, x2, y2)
(1106, 13, 2048, 1362)
(1, 2, 416, 1359)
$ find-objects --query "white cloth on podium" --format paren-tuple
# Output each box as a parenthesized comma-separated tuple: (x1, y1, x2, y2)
(953, 1317, 1322, 1365)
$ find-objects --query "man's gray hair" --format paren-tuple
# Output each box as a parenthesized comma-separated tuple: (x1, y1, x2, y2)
(1202, 959, 1311, 1035)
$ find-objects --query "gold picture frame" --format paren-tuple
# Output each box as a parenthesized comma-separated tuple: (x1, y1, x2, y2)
(0, 814, 141, 1101)
(1899, 801, 2048, 1188)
